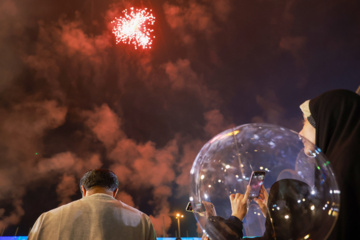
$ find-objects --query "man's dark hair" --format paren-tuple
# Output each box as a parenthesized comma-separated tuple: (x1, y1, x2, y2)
(80, 169, 119, 191)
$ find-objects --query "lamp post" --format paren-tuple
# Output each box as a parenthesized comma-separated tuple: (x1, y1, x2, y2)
(175, 213, 184, 239)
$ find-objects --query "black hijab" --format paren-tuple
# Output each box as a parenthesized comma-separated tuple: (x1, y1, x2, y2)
(308, 89, 360, 239)
(262, 179, 314, 240)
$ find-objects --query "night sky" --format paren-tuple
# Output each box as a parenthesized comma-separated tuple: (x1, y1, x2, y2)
(0, 0, 359, 237)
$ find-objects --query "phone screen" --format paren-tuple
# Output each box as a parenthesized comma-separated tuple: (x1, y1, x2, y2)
(249, 171, 265, 199)
(186, 202, 205, 213)
(185, 202, 193, 212)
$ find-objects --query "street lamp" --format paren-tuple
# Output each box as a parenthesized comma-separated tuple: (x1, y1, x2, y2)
(175, 213, 184, 238)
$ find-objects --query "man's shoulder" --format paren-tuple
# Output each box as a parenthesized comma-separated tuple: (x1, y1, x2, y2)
(46, 198, 83, 214)
(43, 195, 149, 220)
(118, 201, 147, 216)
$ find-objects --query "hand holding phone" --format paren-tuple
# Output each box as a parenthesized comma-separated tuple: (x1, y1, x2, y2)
(248, 171, 266, 199)
(186, 201, 216, 218)
(253, 185, 268, 217)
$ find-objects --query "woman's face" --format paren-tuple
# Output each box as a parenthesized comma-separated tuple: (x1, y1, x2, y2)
(299, 116, 316, 154)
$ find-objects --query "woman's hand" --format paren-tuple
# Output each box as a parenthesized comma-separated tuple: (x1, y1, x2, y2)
(202, 201, 217, 218)
(229, 185, 250, 221)
(201, 233, 209, 240)
(254, 185, 268, 217)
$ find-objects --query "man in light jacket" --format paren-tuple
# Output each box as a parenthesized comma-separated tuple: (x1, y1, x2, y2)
(28, 169, 157, 240)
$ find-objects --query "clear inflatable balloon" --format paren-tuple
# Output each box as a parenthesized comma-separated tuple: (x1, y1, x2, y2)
(189, 123, 340, 239)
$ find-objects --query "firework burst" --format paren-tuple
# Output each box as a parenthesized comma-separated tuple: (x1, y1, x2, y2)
(112, 7, 155, 49)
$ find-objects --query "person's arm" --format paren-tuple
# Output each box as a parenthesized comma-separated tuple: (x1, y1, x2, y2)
(204, 186, 250, 240)
(145, 216, 157, 240)
(201, 201, 216, 240)
(201, 233, 210, 240)
(28, 213, 46, 240)
(224, 215, 244, 238)
(206, 216, 243, 240)
(254, 185, 268, 217)
(202, 200, 217, 218)
(230, 185, 250, 221)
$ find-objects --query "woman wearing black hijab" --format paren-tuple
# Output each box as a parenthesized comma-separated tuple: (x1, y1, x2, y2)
(299, 89, 360, 239)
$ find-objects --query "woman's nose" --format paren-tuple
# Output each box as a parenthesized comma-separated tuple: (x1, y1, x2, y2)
(298, 129, 303, 139)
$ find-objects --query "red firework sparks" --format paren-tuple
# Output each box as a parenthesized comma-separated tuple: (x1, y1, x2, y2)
(112, 7, 155, 49)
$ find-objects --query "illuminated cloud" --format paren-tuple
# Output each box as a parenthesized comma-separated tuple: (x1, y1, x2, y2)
(0, 100, 67, 228)
(163, 0, 231, 44)
(203, 109, 234, 137)
(56, 174, 78, 206)
(163, 59, 220, 108)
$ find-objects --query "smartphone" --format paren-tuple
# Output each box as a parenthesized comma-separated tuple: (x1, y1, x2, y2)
(248, 171, 266, 199)
(185, 202, 193, 212)
(186, 202, 205, 213)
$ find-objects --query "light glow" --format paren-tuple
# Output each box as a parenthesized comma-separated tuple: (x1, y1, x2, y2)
(112, 7, 155, 49)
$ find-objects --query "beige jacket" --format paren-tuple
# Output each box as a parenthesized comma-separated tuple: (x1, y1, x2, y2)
(28, 193, 157, 240)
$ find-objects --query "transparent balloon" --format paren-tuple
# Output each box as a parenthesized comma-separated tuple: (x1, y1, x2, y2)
(190, 123, 340, 239)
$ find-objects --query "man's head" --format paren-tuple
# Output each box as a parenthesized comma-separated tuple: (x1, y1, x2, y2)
(79, 169, 119, 198)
